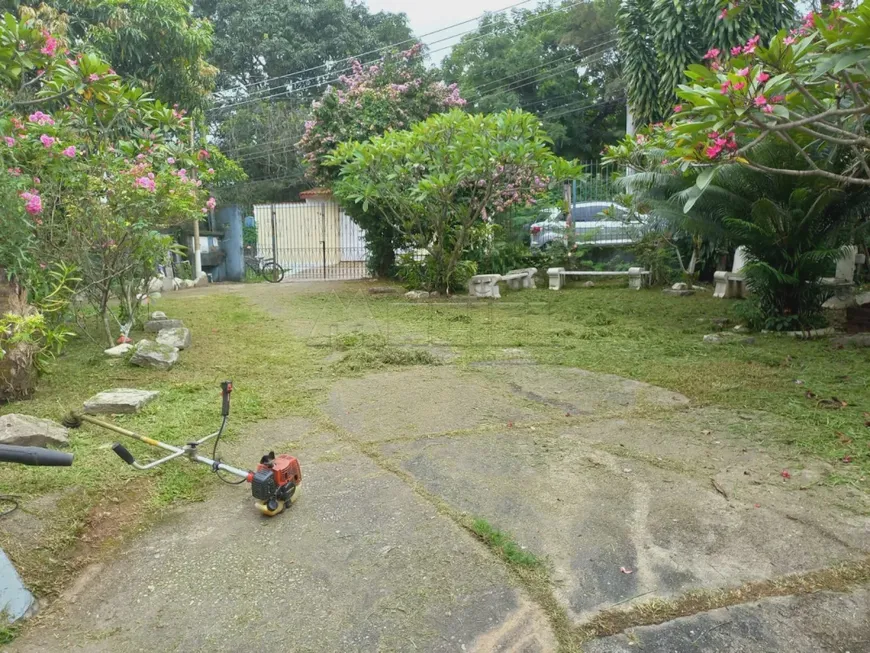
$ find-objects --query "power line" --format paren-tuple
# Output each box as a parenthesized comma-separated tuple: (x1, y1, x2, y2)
(543, 95, 625, 120)
(211, 0, 537, 100)
(208, 0, 591, 113)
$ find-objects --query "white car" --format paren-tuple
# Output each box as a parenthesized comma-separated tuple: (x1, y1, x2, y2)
(529, 201, 646, 248)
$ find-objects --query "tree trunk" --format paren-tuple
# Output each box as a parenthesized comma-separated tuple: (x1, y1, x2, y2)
(0, 268, 38, 402)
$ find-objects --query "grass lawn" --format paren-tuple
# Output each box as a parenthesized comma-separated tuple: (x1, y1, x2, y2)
(1, 280, 868, 602)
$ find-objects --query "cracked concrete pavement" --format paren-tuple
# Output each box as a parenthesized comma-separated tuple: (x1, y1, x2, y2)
(9, 353, 870, 652)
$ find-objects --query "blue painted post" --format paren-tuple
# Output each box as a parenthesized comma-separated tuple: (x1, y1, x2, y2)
(0, 548, 36, 623)
(572, 178, 577, 205)
(216, 205, 244, 282)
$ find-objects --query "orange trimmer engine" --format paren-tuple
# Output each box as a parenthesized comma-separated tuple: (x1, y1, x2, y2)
(251, 451, 302, 516)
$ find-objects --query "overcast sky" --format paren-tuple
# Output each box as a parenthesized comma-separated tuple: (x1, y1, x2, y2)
(364, 0, 532, 61)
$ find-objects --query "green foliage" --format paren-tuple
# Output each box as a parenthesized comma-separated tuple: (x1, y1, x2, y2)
(670, 2, 870, 189)
(619, 0, 795, 124)
(470, 518, 541, 568)
(630, 231, 681, 285)
(43, 0, 216, 109)
(329, 110, 581, 293)
(242, 224, 257, 249)
(396, 254, 477, 292)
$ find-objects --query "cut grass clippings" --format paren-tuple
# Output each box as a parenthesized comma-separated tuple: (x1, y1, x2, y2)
(281, 284, 870, 486)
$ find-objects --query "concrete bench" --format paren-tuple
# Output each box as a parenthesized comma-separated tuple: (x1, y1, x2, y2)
(468, 268, 537, 298)
(547, 267, 649, 291)
(713, 247, 748, 299)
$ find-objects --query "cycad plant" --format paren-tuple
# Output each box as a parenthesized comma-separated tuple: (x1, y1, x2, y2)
(624, 144, 869, 329)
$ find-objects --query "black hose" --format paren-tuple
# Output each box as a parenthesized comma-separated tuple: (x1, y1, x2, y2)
(211, 416, 246, 486)
(0, 495, 19, 518)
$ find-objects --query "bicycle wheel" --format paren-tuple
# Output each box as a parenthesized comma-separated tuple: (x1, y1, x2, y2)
(262, 261, 285, 283)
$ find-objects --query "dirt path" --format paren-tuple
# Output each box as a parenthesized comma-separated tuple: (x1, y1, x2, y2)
(9, 283, 870, 652)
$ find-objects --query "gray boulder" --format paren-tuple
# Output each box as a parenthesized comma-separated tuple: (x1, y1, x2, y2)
(83, 388, 160, 414)
(584, 281, 596, 288)
(194, 271, 209, 288)
(130, 340, 179, 371)
(368, 286, 401, 295)
(663, 288, 695, 297)
(144, 318, 184, 333)
(157, 327, 191, 350)
(855, 291, 870, 307)
(104, 343, 134, 358)
(405, 290, 430, 300)
(0, 414, 69, 447)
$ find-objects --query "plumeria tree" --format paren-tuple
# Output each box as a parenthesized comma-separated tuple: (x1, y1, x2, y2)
(298, 44, 466, 276)
(0, 11, 214, 391)
(327, 110, 581, 293)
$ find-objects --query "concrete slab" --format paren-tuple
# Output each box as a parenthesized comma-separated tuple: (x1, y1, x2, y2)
(379, 412, 870, 624)
(471, 363, 690, 415)
(325, 367, 559, 442)
(583, 589, 870, 653)
(9, 418, 556, 653)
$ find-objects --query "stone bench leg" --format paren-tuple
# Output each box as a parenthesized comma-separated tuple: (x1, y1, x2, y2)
(628, 267, 644, 291)
(728, 276, 747, 299)
(468, 274, 502, 299)
(713, 271, 731, 298)
(548, 267, 565, 290)
(506, 276, 522, 291)
(522, 268, 537, 289)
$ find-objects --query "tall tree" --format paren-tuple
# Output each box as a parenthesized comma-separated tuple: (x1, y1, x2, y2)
(195, 0, 414, 204)
(443, 1, 624, 161)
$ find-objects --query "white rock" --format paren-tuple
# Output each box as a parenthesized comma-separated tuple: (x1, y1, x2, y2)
(150, 311, 167, 320)
(672, 282, 689, 291)
(104, 343, 134, 357)
(157, 327, 191, 350)
(130, 340, 179, 371)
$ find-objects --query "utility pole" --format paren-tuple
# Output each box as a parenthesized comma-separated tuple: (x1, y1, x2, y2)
(191, 120, 202, 280)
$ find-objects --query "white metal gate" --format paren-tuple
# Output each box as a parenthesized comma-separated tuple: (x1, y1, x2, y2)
(254, 201, 370, 280)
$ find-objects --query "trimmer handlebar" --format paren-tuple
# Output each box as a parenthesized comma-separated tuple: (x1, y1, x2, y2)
(0, 444, 74, 467)
(221, 380, 232, 417)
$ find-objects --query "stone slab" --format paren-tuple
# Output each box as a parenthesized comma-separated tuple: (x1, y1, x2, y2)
(583, 589, 870, 653)
(8, 421, 556, 652)
(83, 388, 159, 415)
(379, 410, 870, 624)
(0, 413, 69, 448)
(325, 366, 560, 442)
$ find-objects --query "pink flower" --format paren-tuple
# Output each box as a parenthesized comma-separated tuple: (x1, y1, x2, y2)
(734, 81, 746, 91)
(33, 177, 40, 185)
(784, 36, 796, 45)
(41, 36, 58, 56)
(28, 111, 54, 126)
(136, 153, 145, 160)
(737, 67, 750, 77)
(673, 104, 683, 113)
(4, 136, 14, 147)
(7, 167, 21, 176)
(66, 58, 77, 67)
(167, 157, 176, 164)
(730, 46, 742, 56)
(832, 1, 843, 9)
(757, 72, 770, 83)
(206, 197, 217, 211)
(40, 134, 55, 148)
(703, 48, 721, 60)
(135, 176, 156, 192)
(62, 145, 76, 157)
(706, 145, 723, 159)
(718, 7, 728, 20)
(754, 95, 768, 107)
(770, 95, 785, 103)
(88, 73, 99, 82)
(198, 149, 210, 160)
(763, 104, 774, 113)
(19, 190, 42, 215)
(720, 81, 731, 94)
(207, 168, 215, 174)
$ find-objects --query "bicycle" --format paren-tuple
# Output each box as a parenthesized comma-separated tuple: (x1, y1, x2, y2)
(245, 254, 285, 283)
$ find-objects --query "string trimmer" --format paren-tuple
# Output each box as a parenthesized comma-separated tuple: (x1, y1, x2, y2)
(63, 382, 301, 517)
